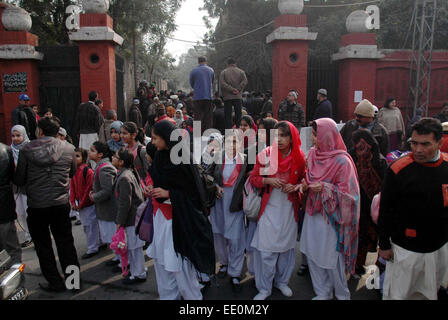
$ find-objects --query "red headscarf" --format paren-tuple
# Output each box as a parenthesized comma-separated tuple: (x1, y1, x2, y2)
(258, 121, 306, 202)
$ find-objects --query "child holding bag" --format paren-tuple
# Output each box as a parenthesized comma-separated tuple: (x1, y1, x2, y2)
(112, 148, 147, 285)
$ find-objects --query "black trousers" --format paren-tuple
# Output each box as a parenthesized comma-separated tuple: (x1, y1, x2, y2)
(193, 100, 214, 134)
(27, 204, 79, 288)
(224, 99, 242, 129)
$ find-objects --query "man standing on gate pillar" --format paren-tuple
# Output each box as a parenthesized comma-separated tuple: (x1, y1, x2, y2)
(219, 58, 248, 129)
(189, 56, 214, 134)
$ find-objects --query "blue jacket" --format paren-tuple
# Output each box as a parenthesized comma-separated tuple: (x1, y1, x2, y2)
(189, 64, 214, 101)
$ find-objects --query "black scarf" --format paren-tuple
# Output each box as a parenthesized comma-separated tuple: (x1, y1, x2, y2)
(150, 121, 215, 274)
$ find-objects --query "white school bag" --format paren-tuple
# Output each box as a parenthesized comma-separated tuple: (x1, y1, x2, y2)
(243, 179, 264, 222)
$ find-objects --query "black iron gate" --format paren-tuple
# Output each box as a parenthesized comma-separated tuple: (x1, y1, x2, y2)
(306, 56, 339, 122)
(37, 46, 81, 145)
(115, 54, 125, 121)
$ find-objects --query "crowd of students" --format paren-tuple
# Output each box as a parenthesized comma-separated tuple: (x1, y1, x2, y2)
(2, 88, 447, 300)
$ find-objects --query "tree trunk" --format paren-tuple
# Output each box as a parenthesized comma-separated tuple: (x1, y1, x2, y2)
(132, 27, 137, 95)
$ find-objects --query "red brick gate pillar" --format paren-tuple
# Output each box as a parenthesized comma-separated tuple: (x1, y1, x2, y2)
(267, 0, 317, 118)
(332, 7, 384, 122)
(68, 1, 123, 116)
(0, 4, 43, 143)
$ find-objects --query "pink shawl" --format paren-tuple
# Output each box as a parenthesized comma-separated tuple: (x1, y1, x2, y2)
(306, 118, 360, 275)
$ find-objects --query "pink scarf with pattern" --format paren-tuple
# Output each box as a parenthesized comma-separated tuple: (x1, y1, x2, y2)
(306, 118, 360, 275)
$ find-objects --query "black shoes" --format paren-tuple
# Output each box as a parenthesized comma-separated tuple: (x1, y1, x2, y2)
(39, 283, 66, 293)
(112, 264, 130, 273)
(74, 220, 82, 226)
(438, 287, 448, 300)
(217, 265, 228, 278)
(296, 264, 309, 276)
(230, 277, 242, 293)
(81, 251, 99, 259)
(21, 240, 33, 248)
(354, 265, 365, 278)
(99, 243, 108, 251)
(122, 276, 146, 285)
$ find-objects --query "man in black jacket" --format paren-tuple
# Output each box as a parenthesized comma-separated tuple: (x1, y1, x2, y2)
(378, 118, 448, 300)
(0, 143, 21, 269)
(15, 117, 80, 293)
(312, 88, 333, 120)
(73, 91, 104, 150)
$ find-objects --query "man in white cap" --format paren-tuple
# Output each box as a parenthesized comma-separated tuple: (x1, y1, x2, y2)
(340, 99, 390, 156)
(312, 88, 333, 121)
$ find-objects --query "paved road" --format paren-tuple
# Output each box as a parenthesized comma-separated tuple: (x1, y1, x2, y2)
(16, 220, 380, 300)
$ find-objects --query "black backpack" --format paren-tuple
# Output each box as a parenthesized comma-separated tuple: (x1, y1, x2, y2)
(195, 163, 217, 212)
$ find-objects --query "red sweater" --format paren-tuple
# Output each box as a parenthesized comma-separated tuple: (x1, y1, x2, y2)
(70, 163, 94, 210)
(441, 134, 448, 153)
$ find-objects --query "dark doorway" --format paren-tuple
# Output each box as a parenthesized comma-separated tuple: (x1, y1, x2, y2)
(115, 54, 125, 121)
(37, 46, 81, 145)
(306, 56, 339, 122)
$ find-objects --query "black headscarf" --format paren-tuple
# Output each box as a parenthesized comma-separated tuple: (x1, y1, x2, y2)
(350, 129, 388, 200)
(146, 142, 157, 161)
(150, 120, 215, 274)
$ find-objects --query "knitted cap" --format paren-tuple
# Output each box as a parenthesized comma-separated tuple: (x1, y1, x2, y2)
(354, 99, 374, 118)
(442, 122, 448, 132)
(318, 88, 327, 96)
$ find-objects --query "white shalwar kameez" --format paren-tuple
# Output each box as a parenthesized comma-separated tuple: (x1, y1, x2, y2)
(124, 225, 147, 280)
(146, 207, 202, 300)
(78, 205, 100, 254)
(245, 220, 257, 276)
(251, 188, 298, 296)
(209, 155, 246, 278)
(97, 220, 120, 262)
(383, 242, 448, 300)
(300, 211, 350, 300)
(14, 192, 31, 242)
